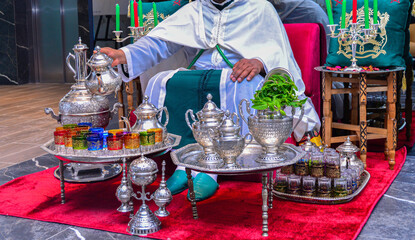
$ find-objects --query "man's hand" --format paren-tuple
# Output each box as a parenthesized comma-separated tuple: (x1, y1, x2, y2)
(230, 58, 264, 82)
(100, 47, 127, 67)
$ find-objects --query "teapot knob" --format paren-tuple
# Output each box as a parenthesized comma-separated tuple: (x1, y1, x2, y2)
(206, 93, 212, 101)
(94, 46, 101, 52)
(144, 95, 149, 101)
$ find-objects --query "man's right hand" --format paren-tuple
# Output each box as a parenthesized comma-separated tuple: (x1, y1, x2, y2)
(100, 47, 127, 67)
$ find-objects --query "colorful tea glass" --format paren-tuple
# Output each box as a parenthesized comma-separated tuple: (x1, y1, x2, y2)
(302, 176, 316, 196)
(124, 133, 140, 150)
(147, 128, 163, 144)
(107, 134, 124, 153)
(72, 135, 87, 155)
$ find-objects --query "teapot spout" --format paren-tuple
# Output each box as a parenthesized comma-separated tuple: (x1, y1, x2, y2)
(120, 116, 132, 132)
(44, 107, 61, 123)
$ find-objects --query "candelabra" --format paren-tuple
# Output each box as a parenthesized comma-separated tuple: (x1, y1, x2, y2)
(113, 26, 145, 43)
(327, 22, 380, 71)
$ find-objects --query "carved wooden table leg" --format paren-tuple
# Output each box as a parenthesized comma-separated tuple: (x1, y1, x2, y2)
(59, 160, 65, 204)
(268, 171, 273, 209)
(186, 168, 198, 219)
(359, 73, 368, 169)
(261, 173, 269, 237)
(117, 84, 125, 128)
(322, 72, 333, 147)
(386, 72, 397, 170)
(126, 81, 135, 117)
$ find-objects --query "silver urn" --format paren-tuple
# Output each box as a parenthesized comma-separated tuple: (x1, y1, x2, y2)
(153, 160, 172, 217)
(86, 46, 122, 96)
(44, 38, 122, 128)
(129, 154, 158, 186)
(185, 94, 224, 164)
(209, 111, 251, 168)
(130, 96, 169, 141)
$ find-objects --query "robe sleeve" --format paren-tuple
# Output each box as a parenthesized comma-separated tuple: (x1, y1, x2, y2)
(119, 36, 185, 82)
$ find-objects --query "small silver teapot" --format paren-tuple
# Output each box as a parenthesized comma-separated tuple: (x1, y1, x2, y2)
(208, 111, 252, 168)
(336, 137, 363, 170)
(129, 96, 169, 141)
(185, 94, 224, 164)
(86, 46, 122, 96)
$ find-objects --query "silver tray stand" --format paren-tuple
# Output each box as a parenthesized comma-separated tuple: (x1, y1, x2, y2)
(273, 170, 371, 204)
(171, 143, 305, 237)
(41, 133, 181, 204)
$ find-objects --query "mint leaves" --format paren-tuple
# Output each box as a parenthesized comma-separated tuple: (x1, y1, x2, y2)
(251, 73, 306, 115)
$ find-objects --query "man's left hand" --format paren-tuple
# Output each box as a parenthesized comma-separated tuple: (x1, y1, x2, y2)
(230, 58, 264, 82)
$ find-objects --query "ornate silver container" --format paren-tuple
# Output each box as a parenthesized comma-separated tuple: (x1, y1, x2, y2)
(129, 154, 158, 186)
(153, 160, 172, 217)
(116, 158, 134, 213)
(185, 94, 224, 164)
(239, 100, 303, 164)
(130, 96, 169, 141)
(44, 38, 122, 128)
(86, 46, 122, 96)
(209, 111, 251, 168)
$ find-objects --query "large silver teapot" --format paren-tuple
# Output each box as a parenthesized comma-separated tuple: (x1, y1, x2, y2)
(185, 94, 224, 164)
(208, 111, 251, 168)
(130, 96, 169, 141)
(86, 46, 122, 96)
(45, 38, 121, 128)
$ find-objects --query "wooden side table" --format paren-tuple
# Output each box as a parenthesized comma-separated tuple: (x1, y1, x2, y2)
(315, 67, 405, 170)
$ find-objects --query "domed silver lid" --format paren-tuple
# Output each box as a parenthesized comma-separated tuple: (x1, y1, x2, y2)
(196, 94, 224, 123)
(129, 154, 158, 178)
(218, 111, 240, 137)
(336, 137, 359, 153)
(87, 46, 113, 69)
(134, 95, 158, 116)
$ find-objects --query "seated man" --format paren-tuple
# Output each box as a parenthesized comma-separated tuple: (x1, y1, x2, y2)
(101, 0, 321, 201)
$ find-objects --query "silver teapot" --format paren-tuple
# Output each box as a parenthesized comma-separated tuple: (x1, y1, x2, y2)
(336, 136, 364, 170)
(45, 38, 121, 128)
(185, 94, 224, 164)
(129, 96, 169, 141)
(208, 111, 252, 168)
(86, 46, 122, 96)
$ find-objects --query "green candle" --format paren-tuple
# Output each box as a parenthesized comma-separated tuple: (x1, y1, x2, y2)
(341, 0, 347, 29)
(115, 4, 120, 31)
(130, 0, 135, 27)
(325, 0, 334, 25)
(153, 2, 158, 27)
(139, 0, 143, 27)
(373, 0, 378, 24)
(364, 0, 369, 28)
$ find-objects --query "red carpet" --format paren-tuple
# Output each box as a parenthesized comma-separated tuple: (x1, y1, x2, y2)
(0, 148, 406, 240)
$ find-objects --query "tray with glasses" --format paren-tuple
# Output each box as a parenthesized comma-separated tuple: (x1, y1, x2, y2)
(41, 133, 181, 163)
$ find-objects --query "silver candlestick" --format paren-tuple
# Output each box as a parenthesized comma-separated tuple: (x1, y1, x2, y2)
(153, 160, 173, 217)
(113, 26, 145, 43)
(328, 22, 380, 71)
(116, 157, 134, 213)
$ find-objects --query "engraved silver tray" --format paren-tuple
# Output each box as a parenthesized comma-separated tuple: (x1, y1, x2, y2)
(171, 143, 305, 175)
(41, 133, 181, 163)
(273, 170, 371, 204)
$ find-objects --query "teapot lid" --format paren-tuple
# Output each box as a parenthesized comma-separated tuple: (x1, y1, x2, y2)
(87, 46, 113, 68)
(73, 37, 88, 52)
(198, 94, 223, 118)
(336, 136, 359, 153)
(135, 95, 158, 115)
(219, 111, 240, 136)
(301, 135, 316, 152)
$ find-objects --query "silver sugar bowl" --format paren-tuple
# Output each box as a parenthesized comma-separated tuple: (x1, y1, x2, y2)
(45, 38, 121, 128)
(185, 94, 224, 164)
(128, 154, 161, 236)
(130, 96, 169, 142)
(86, 46, 122, 96)
(209, 111, 252, 168)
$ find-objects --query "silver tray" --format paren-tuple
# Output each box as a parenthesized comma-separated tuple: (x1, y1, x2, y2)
(171, 143, 305, 175)
(273, 170, 371, 204)
(41, 133, 181, 163)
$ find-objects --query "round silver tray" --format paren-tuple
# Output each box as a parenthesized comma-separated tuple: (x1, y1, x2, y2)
(41, 133, 181, 163)
(171, 143, 305, 175)
(273, 170, 371, 204)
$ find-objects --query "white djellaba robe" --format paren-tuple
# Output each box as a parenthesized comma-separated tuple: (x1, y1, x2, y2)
(119, 0, 320, 141)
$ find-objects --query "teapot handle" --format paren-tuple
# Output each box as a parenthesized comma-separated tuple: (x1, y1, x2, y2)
(231, 112, 239, 126)
(244, 133, 253, 147)
(185, 109, 196, 130)
(292, 106, 305, 132)
(109, 102, 123, 120)
(157, 106, 169, 128)
(120, 116, 131, 132)
(238, 99, 251, 126)
(66, 53, 76, 76)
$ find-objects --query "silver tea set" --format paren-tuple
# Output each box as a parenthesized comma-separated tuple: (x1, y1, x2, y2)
(116, 156, 172, 236)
